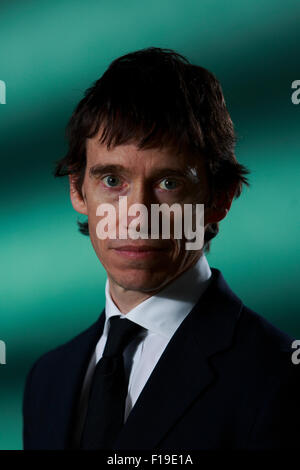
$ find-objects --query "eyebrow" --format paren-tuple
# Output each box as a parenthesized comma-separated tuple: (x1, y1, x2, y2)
(89, 164, 128, 178)
(89, 163, 200, 180)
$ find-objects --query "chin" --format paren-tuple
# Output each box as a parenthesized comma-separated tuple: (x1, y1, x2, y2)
(109, 267, 170, 293)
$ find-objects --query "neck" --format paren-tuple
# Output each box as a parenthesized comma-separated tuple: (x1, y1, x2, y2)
(108, 278, 159, 314)
(107, 257, 203, 313)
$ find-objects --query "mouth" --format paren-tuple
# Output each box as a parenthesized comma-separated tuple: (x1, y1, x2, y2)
(111, 244, 170, 259)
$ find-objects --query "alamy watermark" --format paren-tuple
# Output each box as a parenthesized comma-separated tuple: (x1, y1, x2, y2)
(0, 80, 6, 104)
(95, 197, 204, 250)
(0, 340, 6, 365)
(291, 80, 300, 105)
(291, 340, 300, 365)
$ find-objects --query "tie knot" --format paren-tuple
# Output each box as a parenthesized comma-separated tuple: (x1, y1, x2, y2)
(103, 316, 144, 358)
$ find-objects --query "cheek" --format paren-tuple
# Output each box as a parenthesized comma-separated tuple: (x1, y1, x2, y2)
(89, 234, 110, 268)
(85, 201, 110, 259)
(86, 181, 122, 205)
(86, 209, 99, 243)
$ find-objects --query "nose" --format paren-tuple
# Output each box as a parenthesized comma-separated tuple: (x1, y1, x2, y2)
(119, 181, 154, 237)
(128, 180, 154, 209)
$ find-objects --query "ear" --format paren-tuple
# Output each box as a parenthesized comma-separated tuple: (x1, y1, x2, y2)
(205, 184, 237, 225)
(69, 175, 88, 215)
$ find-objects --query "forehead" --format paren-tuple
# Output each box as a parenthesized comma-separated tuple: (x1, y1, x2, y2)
(86, 135, 204, 174)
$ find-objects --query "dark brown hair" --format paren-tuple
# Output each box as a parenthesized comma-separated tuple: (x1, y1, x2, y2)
(54, 47, 249, 250)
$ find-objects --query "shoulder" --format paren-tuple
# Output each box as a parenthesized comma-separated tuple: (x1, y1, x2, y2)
(226, 302, 300, 408)
(238, 304, 294, 354)
(24, 313, 104, 386)
(235, 307, 300, 448)
(209, 267, 295, 355)
(206, 268, 299, 381)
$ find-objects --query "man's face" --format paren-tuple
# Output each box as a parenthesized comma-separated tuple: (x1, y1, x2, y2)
(70, 134, 212, 294)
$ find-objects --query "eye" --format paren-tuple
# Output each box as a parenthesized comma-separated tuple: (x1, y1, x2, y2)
(158, 178, 179, 191)
(102, 175, 122, 188)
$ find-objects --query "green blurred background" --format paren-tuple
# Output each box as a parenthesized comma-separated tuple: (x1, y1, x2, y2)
(0, 0, 299, 449)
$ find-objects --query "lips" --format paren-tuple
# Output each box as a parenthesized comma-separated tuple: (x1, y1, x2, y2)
(113, 245, 166, 252)
(110, 242, 170, 259)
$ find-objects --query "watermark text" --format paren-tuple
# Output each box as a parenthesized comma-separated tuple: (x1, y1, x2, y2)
(291, 80, 300, 105)
(0, 340, 6, 365)
(95, 197, 204, 250)
(0, 80, 6, 104)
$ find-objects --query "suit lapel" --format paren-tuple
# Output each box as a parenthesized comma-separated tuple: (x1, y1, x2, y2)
(113, 269, 243, 449)
(113, 315, 214, 450)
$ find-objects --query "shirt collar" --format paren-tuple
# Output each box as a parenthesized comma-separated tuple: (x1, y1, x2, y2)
(104, 254, 212, 340)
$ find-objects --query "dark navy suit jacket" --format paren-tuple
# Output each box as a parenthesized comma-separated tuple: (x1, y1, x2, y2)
(23, 269, 300, 449)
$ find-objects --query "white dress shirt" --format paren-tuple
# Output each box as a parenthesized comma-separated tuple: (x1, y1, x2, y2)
(74, 254, 211, 444)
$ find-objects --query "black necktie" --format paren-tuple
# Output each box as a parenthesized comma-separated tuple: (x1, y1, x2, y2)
(80, 316, 144, 449)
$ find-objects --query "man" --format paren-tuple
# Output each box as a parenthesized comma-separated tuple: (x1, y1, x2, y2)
(23, 47, 300, 450)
